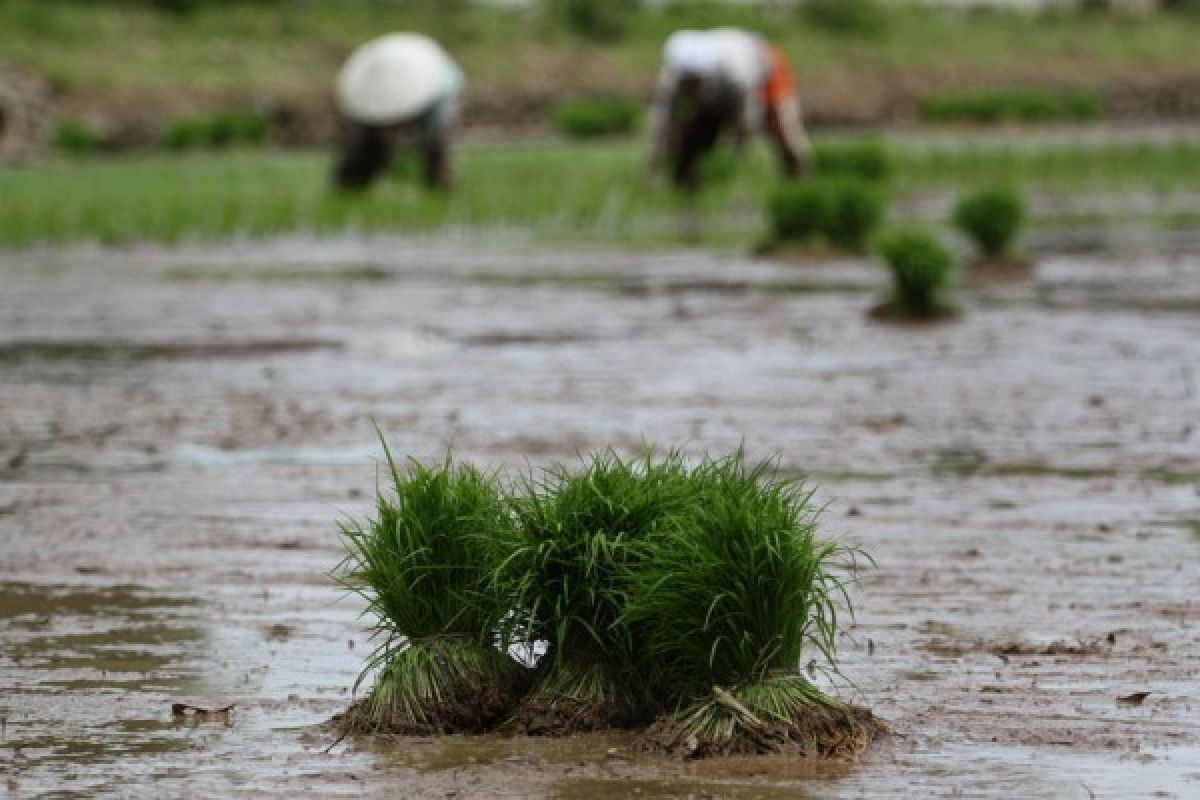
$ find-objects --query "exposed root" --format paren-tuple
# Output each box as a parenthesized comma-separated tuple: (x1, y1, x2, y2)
(643, 699, 884, 759)
(335, 681, 515, 736)
(505, 662, 652, 735)
(335, 642, 529, 736)
(867, 300, 961, 324)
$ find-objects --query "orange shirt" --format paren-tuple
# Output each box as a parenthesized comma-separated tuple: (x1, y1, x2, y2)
(762, 45, 795, 110)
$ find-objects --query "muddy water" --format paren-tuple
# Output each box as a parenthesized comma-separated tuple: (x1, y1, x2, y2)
(1, 237, 1198, 798)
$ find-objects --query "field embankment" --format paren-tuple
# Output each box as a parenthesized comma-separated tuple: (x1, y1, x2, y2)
(4, 1, 1200, 150)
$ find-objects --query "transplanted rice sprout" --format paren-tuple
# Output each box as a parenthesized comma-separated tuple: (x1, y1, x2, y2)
(874, 228, 958, 320)
(336, 440, 526, 733)
(952, 185, 1027, 263)
(498, 449, 697, 731)
(766, 177, 885, 252)
(625, 454, 876, 755)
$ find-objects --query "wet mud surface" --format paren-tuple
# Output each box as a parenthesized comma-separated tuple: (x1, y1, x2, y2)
(1, 236, 1198, 797)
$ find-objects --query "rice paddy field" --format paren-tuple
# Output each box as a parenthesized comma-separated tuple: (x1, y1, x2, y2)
(6, 5, 1200, 796)
(6, 130, 1200, 249)
(2, 116, 1200, 796)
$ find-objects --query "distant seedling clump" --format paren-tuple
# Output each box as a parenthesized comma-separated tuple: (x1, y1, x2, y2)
(335, 442, 880, 758)
(952, 186, 1027, 266)
(161, 109, 269, 151)
(554, 97, 641, 139)
(767, 177, 885, 253)
(919, 88, 1103, 124)
(52, 118, 102, 155)
(550, 0, 639, 41)
(873, 228, 959, 321)
(812, 140, 893, 183)
(801, 0, 890, 36)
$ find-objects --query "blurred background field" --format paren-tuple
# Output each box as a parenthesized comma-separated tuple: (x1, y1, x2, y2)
(5, 0, 1200, 146)
(4, 0, 1200, 250)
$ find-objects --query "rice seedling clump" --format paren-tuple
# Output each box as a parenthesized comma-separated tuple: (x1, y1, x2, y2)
(952, 185, 1027, 264)
(873, 228, 959, 320)
(812, 140, 893, 183)
(626, 455, 878, 756)
(500, 450, 698, 732)
(337, 443, 879, 757)
(766, 177, 885, 253)
(554, 97, 641, 139)
(336, 442, 526, 734)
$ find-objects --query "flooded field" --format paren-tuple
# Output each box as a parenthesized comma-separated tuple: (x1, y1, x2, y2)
(1, 236, 1198, 798)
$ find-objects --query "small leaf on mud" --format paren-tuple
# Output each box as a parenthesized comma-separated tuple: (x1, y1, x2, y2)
(264, 623, 293, 641)
(1116, 692, 1150, 707)
(171, 702, 236, 721)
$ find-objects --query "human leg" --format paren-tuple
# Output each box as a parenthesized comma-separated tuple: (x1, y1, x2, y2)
(333, 122, 395, 190)
(421, 94, 459, 189)
(671, 106, 725, 192)
(764, 95, 811, 178)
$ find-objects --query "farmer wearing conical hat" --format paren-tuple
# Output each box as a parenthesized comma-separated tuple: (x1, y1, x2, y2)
(646, 28, 811, 191)
(333, 33, 464, 190)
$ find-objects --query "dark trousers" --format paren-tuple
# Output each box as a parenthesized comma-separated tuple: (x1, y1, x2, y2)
(333, 119, 449, 191)
(669, 106, 729, 192)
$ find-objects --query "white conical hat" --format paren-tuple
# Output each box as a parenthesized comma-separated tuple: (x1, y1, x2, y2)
(336, 33, 454, 125)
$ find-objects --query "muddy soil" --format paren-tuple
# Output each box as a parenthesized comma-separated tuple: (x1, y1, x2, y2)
(1, 235, 1198, 798)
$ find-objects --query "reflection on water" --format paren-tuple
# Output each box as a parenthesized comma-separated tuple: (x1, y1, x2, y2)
(358, 730, 851, 799)
(0, 582, 208, 792)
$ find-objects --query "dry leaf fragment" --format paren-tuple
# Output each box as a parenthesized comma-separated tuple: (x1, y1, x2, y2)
(171, 702, 236, 721)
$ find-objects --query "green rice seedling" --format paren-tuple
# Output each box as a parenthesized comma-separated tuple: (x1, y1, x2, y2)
(874, 228, 958, 320)
(52, 119, 102, 155)
(823, 177, 885, 252)
(554, 97, 641, 139)
(812, 140, 893, 182)
(161, 109, 269, 151)
(625, 453, 873, 755)
(549, 0, 639, 41)
(698, 149, 739, 189)
(919, 88, 1103, 124)
(801, 0, 889, 36)
(206, 109, 269, 148)
(161, 117, 210, 151)
(767, 181, 830, 243)
(336, 440, 526, 734)
(952, 185, 1026, 262)
(11, 136, 1200, 250)
(499, 449, 697, 731)
(766, 177, 884, 252)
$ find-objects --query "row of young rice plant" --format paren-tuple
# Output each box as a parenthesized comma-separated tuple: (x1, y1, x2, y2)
(336, 440, 879, 756)
(6, 138, 1200, 249)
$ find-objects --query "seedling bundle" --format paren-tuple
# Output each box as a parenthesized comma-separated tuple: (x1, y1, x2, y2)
(337, 442, 879, 757)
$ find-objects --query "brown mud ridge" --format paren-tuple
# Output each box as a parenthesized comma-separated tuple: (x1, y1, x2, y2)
(29, 67, 1200, 151)
(0, 337, 342, 362)
(1, 238, 1198, 797)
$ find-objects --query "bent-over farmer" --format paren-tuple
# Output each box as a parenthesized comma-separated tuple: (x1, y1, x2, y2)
(333, 33, 463, 190)
(646, 28, 811, 191)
